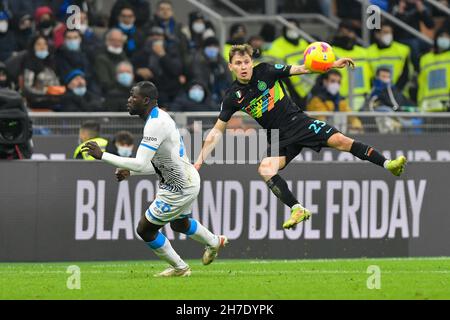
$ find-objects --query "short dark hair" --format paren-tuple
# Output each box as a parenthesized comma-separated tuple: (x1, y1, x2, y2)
(324, 69, 342, 80)
(115, 130, 134, 145)
(229, 44, 253, 63)
(135, 81, 159, 101)
(376, 67, 391, 77)
(80, 121, 100, 135)
(157, 0, 172, 7)
(64, 28, 81, 37)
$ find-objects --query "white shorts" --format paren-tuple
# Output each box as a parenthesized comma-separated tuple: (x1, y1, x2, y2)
(145, 177, 200, 226)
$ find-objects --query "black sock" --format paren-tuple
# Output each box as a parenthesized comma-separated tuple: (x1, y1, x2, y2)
(350, 141, 386, 167)
(266, 174, 299, 208)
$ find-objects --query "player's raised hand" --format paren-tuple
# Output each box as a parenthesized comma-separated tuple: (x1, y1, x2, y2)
(332, 58, 355, 69)
(115, 168, 130, 182)
(81, 141, 103, 160)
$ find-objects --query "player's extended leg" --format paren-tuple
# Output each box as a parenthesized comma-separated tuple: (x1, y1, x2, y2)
(170, 217, 228, 265)
(326, 133, 406, 176)
(136, 215, 191, 277)
(258, 157, 311, 229)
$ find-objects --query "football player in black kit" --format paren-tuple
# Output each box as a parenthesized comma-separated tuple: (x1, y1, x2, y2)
(195, 44, 406, 229)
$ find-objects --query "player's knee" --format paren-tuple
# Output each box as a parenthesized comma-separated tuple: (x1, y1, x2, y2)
(136, 219, 156, 242)
(170, 220, 189, 233)
(258, 161, 277, 178)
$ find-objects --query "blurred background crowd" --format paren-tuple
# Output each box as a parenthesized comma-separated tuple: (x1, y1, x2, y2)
(0, 0, 447, 117)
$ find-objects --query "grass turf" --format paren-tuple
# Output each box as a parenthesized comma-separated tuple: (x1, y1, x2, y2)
(1, 258, 449, 299)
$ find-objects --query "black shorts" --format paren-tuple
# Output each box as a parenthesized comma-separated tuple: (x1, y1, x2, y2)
(266, 115, 340, 165)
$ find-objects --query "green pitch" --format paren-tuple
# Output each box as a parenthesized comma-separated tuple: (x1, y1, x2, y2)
(1, 258, 449, 299)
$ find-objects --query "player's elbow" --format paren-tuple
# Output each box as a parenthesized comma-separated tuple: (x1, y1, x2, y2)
(133, 161, 148, 172)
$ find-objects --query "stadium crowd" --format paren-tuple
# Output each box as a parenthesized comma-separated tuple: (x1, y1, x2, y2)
(0, 0, 448, 116)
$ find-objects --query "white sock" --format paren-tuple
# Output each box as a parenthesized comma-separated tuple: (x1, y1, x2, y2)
(147, 232, 187, 270)
(185, 219, 219, 247)
(383, 160, 390, 169)
(292, 203, 305, 210)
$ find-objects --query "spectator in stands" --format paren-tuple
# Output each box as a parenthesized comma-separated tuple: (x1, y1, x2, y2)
(103, 61, 135, 112)
(2, 0, 41, 18)
(94, 28, 128, 93)
(60, 69, 103, 112)
(109, 0, 151, 29)
(368, 22, 411, 91)
(187, 11, 215, 51)
(73, 120, 108, 160)
(152, 0, 189, 64)
(0, 10, 17, 62)
(392, 0, 435, 69)
(363, 67, 416, 112)
(265, 19, 311, 106)
(307, 70, 363, 133)
(259, 23, 277, 51)
(248, 35, 265, 59)
(418, 27, 450, 112)
(34, 6, 59, 46)
(106, 130, 135, 157)
(188, 36, 231, 104)
(335, 0, 362, 34)
(51, 0, 98, 24)
(114, 5, 145, 58)
(55, 29, 99, 94)
(78, 11, 102, 62)
(132, 26, 183, 105)
(20, 34, 65, 110)
(171, 81, 217, 112)
(0, 61, 15, 89)
(14, 14, 34, 51)
(223, 23, 247, 61)
(332, 21, 373, 111)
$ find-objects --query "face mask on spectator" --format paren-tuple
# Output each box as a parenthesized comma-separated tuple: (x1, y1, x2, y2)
(117, 72, 133, 87)
(39, 19, 54, 29)
(334, 35, 355, 50)
(72, 86, 87, 96)
(119, 22, 134, 31)
(192, 22, 205, 34)
(117, 145, 133, 157)
(286, 29, 299, 41)
(79, 24, 88, 34)
(189, 86, 205, 102)
(35, 50, 49, 59)
(0, 20, 8, 33)
(108, 45, 123, 55)
(326, 82, 340, 96)
(380, 33, 393, 46)
(66, 39, 81, 51)
(437, 37, 450, 51)
(204, 46, 219, 59)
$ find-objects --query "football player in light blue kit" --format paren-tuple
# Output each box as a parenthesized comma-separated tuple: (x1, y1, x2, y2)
(82, 81, 228, 277)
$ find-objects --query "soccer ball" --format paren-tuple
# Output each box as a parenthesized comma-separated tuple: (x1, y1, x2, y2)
(303, 42, 336, 73)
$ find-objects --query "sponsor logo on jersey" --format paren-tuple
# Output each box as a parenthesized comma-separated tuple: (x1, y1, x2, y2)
(242, 81, 285, 118)
(274, 64, 285, 70)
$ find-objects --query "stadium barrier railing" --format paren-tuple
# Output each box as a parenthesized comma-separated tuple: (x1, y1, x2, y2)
(29, 111, 450, 136)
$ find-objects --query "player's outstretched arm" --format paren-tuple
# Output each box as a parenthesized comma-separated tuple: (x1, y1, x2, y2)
(82, 141, 156, 172)
(289, 65, 312, 75)
(115, 164, 156, 182)
(332, 58, 355, 69)
(194, 119, 227, 170)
